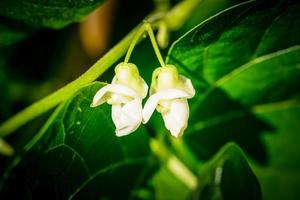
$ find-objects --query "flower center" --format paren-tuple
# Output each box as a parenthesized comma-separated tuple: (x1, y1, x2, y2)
(156, 65, 179, 90)
(157, 100, 171, 113)
(114, 63, 145, 95)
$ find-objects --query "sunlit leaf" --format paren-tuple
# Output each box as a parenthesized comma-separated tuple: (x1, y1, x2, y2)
(167, 0, 300, 199)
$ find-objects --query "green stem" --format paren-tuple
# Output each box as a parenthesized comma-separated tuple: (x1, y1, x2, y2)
(164, 0, 200, 30)
(145, 23, 166, 67)
(123, 25, 147, 64)
(150, 138, 198, 190)
(124, 23, 166, 67)
(170, 137, 202, 172)
(0, 0, 201, 137)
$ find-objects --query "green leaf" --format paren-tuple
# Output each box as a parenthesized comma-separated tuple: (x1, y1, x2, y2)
(198, 142, 261, 200)
(181, 46, 300, 162)
(251, 99, 300, 200)
(0, 82, 153, 199)
(168, 0, 299, 87)
(176, 0, 249, 37)
(0, 0, 105, 29)
(167, 0, 300, 199)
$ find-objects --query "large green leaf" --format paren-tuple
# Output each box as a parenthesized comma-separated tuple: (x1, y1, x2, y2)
(0, 82, 153, 199)
(167, 0, 300, 199)
(0, 0, 105, 29)
(168, 0, 300, 87)
(252, 98, 300, 200)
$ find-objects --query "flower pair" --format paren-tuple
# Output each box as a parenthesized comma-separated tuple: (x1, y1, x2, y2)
(91, 63, 195, 137)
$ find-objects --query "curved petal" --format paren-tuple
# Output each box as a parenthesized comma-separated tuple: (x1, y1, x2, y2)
(142, 94, 159, 124)
(112, 98, 143, 136)
(142, 89, 190, 123)
(111, 75, 118, 84)
(112, 74, 148, 99)
(91, 84, 138, 107)
(162, 100, 189, 137)
(139, 78, 149, 99)
(107, 93, 131, 105)
(91, 84, 111, 107)
(179, 75, 195, 98)
(157, 88, 191, 100)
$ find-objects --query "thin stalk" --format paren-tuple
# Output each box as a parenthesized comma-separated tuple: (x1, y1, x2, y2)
(145, 23, 166, 67)
(150, 138, 198, 190)
(124, 23, 166, 67)
(123, 25, 147, 64)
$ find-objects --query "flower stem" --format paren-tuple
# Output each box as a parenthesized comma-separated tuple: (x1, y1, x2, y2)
(150, 138, 198, 190)
(124, 22, 166, 67)
(123, 24, 147, 64)
(145, 23, 166, 67)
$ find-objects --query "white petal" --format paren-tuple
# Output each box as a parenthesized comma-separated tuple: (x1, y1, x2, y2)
(158, 88, 192, 100)
(142, 89, 191, 123)
(111, 75, 118, 84)
(91, 84, 138, 107)
(107, 93, 131, 105)
(111, 98, 143, 136)
(113, 74, 148, 99)
(162, 100, 189, 137)
(179, 75, 195, 98)
(142, 94, 158, 124)
(140, 78, 149, 99)
(91, 84, 110, 107)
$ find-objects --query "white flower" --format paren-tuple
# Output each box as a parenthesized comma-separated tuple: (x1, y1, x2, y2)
(91, 63, 148, 136)
(143, 65, 195, 137)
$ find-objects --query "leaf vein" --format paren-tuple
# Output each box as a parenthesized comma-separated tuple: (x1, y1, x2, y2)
(68, 157, 148, 200)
